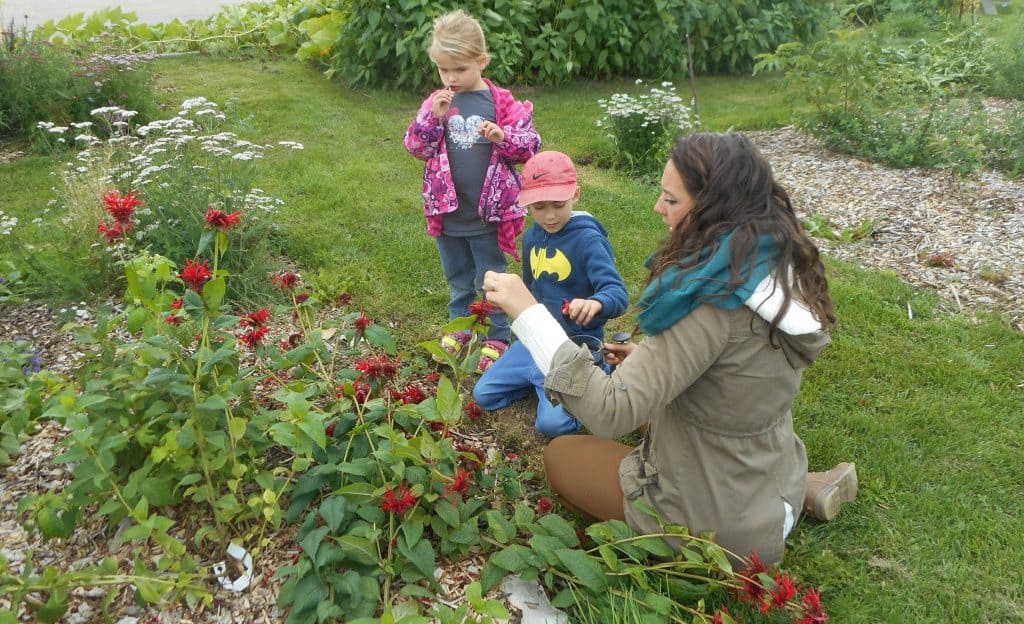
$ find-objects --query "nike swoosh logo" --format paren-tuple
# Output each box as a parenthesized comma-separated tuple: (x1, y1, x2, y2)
(531, 172, 548, 180)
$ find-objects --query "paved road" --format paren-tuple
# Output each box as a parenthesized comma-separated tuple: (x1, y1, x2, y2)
(1, 0, 261, 30)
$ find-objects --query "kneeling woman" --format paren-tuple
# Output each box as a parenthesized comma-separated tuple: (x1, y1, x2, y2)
(482, 132, 857, 566)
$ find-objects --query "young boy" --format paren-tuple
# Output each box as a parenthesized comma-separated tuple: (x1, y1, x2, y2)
(472, 151, 628, 437)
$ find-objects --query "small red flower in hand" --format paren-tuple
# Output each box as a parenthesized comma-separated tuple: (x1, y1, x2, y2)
(561, 299, 572, 317)
(469, 298, 496, 321)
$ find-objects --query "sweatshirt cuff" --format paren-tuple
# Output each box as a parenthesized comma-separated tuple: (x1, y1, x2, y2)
(510, 304, 570, 375)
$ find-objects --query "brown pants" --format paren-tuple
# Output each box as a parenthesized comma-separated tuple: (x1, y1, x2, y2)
(543, 435, 632, 521)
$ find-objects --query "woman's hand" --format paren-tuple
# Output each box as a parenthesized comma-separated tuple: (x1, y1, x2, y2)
(602, 341, 636, 367)
(483, 271, 537, 320)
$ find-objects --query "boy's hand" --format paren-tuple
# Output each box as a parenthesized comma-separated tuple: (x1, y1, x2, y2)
(431, 88, 453, 118)
(602, 341, 635, 367)
(479, 121, 504, 144)
(564, 298, 602, 327)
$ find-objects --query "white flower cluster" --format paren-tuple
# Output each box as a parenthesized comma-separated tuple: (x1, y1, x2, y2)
(596, 80, 694, 136)
(0, 210, 17, 236)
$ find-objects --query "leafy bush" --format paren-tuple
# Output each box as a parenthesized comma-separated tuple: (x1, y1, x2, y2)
(984, 108, 1024, 178)
(7, 98, 296, 303)
(596, 80, 695, 177)
(317, 0, 826, 91)
(0, 40, 158, 139)
(755, 24, 1021, 174)
(982, 11, 1024, 99)
(0, 339, 59, 466)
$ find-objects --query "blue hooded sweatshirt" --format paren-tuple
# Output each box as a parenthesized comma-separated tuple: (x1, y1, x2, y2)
(521, 211, 629, 342)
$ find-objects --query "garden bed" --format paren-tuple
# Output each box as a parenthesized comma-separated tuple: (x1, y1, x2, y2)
(1, 124, 1022, 622)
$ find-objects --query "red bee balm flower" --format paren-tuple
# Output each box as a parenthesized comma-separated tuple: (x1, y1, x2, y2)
(796, 589, 828, 624)
(354, 353, 400, 380)
(353, 311, 372, 332)
(180, 259, 212, 291)
(738, 552, 769, 604)
(463, 400, 484, 421)
(272, 271, 300, 290)
(101, 189, 142, 224)
(468, 298, 496, 321)
(238, 326, 269, 349)
(561, 299, 572, 317)
(537, 496, 554, 515)
(444, 468, 472, 499)
(239, 308, 271, 328)
(205, 208, 241, 230)
(97, 220, 134, 242)
(769, 573, 798, 610)
(381, 484, 417, 515)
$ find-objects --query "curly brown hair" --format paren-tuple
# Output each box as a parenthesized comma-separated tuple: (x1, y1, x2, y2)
(645, 132, 836, 334)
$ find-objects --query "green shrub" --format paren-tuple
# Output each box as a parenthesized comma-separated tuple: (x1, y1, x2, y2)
(983, 12, 1024, 99)
(317, 0, 825, 91)
(0, 40, 158, 139)
(984, 108, 1024, 178)
(756, 24, 1004, 174)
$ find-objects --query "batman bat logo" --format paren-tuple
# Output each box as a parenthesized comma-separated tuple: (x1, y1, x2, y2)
(530, 247, 572, 281)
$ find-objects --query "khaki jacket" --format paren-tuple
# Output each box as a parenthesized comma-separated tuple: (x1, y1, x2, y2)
(545, 303, 830, 567)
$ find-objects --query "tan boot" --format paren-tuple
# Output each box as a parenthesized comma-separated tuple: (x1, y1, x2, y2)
(804, 462, 858, 521)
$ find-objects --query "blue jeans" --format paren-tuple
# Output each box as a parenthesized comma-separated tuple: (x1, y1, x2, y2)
(436, 232, 510, 342)
(473, 341, 581, 437)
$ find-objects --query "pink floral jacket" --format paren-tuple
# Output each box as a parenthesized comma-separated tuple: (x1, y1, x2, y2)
(403, 78, 541, 260)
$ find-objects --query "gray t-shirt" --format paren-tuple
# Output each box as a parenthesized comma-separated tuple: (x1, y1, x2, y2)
(443, 89, 497, 237)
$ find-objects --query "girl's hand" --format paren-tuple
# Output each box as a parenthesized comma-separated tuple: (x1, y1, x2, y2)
(431, 88, 453, 118)
(564, 298, 603, 327)
(602, 341, 635, 367)
(479, 121, 504, 144)
(483, 271, 536, 320)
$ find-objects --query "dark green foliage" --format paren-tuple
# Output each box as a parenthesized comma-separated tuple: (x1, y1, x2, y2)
(327, 0, 825, 90)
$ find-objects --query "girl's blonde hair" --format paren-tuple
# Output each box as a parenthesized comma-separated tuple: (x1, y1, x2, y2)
(428, 10, 489, 63)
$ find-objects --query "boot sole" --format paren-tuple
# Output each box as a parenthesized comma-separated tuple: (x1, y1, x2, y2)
(812, 462, 858, 521)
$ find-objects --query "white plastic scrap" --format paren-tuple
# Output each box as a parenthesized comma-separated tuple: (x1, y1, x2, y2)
(212, 542, 254, 592)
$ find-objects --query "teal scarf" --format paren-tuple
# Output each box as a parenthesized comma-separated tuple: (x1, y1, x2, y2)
(636, 233, 778, 336)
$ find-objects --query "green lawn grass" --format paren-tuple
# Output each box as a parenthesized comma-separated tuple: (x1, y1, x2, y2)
(2, 56, 1022, 621)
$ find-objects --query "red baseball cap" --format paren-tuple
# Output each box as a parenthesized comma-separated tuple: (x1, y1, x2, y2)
(519, 151, 578, 207)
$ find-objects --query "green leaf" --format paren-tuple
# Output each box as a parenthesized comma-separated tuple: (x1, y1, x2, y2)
(485, 510, 515, 545)
(300, 526, 330, 561)
(489, 544, 533, 572)
(196, 229, 215, 256)
(337, 534, 379, 567)
(479, 560, 506, 593)
(634, 535, 675, 558)
(398, 534, 435, 581)
(196, 394, 228, 412)
(554, 549, 607, 592)
(364, 325, 396, 353)
(537, 513, 579, 547)
(435, 498, 460, 528)
(319, 497, 349, 533)
(434, 376, 460, 425)
(550, 588, 577, 608)
(202, 277, 226, 311)
(401, 519, 424, 547)
(527, 534, 564, 567)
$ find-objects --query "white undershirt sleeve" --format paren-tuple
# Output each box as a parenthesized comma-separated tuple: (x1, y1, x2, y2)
(509, 304, 571, 376)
